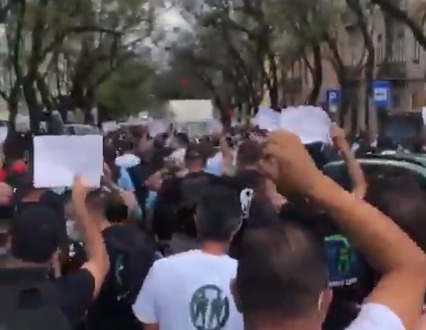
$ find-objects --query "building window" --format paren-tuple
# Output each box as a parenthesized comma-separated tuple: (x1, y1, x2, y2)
(414, 40, 421, 63)
(392, 29, 405, 62)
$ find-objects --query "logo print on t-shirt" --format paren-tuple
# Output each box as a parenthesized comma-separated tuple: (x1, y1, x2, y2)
(325, 235, 358, 288)
(190, 285, 230, 330)
(240, 188, 254, 219)
(114, 254, 128, 301)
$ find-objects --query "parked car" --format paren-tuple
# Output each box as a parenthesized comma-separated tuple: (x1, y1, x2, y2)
(324, 151, 426, 193)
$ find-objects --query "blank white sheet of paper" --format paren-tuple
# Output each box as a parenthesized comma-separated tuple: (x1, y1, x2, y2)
(33, 135, 103, 188)
(256, 107, 280, 131)
(280, 106, 331, 144)
(0, 127, 8, 144)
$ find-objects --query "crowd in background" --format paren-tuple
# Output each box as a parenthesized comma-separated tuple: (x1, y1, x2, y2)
(0, 123, 426, 330)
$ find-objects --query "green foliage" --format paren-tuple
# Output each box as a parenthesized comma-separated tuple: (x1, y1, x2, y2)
(0, 0, 154, 125)
(96, 60, 155, 118)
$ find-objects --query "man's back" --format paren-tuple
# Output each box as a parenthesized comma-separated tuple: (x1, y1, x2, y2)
(133, 250, 243, 330)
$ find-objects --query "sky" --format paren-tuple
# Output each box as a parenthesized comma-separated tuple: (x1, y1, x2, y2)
(147, 2, 198, 70)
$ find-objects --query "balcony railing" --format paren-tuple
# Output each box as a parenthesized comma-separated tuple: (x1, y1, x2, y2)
(376, 61, 407, 80)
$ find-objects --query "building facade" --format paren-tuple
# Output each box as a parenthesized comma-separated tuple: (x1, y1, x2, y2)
(278, 0, 426, 131)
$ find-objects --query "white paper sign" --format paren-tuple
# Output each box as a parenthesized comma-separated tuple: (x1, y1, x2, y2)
(207, 119, 223, 134)
(0, 126, 8, 143)
(422, 107, 426, 125)
(256, 107, 280, 131)
(33, 135, 103, 188)
(280, 106, 331, 144)
(102, 121, 119, 133)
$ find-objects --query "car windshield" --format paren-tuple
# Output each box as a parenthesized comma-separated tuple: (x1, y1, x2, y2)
(383, 116, 420, 146)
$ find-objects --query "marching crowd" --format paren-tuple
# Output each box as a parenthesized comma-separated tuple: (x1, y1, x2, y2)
(0, 123, 426, 330)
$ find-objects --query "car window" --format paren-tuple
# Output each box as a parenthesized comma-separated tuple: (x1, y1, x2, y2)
(323, 163, 352, 192)
(363, 163, 426, 192)
(324, 161, 426, 194)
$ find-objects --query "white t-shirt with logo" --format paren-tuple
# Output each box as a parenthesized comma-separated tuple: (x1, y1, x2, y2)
(133, 250, 243, 330)
(345, 303, 404, 330)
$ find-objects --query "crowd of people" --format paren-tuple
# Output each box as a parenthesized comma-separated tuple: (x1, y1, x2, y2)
(0, 122, 426, 330)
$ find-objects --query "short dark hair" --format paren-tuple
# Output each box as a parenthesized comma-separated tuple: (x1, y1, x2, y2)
(237, 140, 263, 168)
(85, 189, 128, 223)
(185, 142, 209, 167)
(195, 186, 241, 242)
(85, 189, 107, 213)
(176, 133, 189, 147)
(368, 175, 426, 252)
(236, 223, 328, 323)
(10, 206, 63, 263)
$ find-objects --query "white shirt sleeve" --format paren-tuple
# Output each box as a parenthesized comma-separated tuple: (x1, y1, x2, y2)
(132, 263, 161, 324)
(345, 303, 405, 330)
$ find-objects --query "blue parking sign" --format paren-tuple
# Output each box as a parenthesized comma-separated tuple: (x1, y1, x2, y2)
(326, 89, 340, 106)
(373, 81, 391, 108)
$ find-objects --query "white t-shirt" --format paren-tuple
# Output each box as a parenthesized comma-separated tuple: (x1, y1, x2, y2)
(133, 250, 243, 330)
(345, 303, 404, 330)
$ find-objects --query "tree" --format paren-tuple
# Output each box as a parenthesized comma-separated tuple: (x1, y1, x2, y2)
(162, 0, 280, 122)
(370, 0, 426, 52)
(0, 0, 153, 132)
(265, 0, 326, 105)
(96, 59, 156, 120)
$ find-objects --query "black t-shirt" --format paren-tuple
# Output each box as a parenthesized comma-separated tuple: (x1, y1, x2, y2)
(153, 171, 226, 239)
(56, 269, 95, 328)
(219, 170, 280, 258)
(85, 224, 156, 330)
(279, 202, 372, 330)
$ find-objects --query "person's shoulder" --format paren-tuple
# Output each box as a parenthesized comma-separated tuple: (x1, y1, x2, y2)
(56, 268, 95, 294)
(56, 269, 95, 325)
(345, 303, 404, 330)
(152, 250, 203, 269)
(160, 176, 181, 192)
(159, 250, 237, 269)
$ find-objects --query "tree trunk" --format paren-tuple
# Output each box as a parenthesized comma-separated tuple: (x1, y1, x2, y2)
(307, 44, 322, 104)
(23, 79, 42, 134)
(7, 98, 18, 136)
(267, 53, 279, 109)
(339, 83, 351, 126)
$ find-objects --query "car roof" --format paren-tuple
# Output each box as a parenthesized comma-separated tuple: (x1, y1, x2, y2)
(325, 156, 426, 178)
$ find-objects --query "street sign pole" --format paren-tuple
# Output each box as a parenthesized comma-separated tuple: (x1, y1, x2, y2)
(372, 81, 391, 138)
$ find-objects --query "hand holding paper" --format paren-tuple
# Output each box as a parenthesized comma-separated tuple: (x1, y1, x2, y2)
(280, 106, 332, 144)
(256, 107, 280, 131)
(33, 135, 103, 188)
